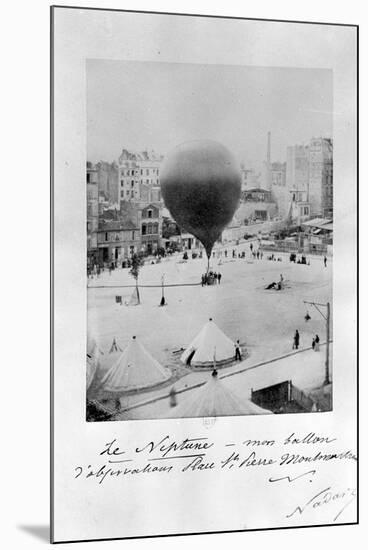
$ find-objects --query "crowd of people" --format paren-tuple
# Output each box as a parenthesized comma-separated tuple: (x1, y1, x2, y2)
(201, 271, 222, 286)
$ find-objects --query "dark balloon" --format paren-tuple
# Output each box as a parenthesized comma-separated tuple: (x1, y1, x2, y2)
(161, 140, 241, 259)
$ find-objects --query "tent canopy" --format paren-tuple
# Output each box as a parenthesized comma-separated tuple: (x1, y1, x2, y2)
(100, 336, 171, 392)
(181, 318, 236, 367)
(165, 371, 272, 418)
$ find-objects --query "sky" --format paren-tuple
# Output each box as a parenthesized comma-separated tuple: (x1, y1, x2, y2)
(87, 59, 332, 169)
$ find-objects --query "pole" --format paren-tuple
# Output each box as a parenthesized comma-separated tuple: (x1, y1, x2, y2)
(303, 299, 331, 386)
(324, 301, 330, 385)
(136, 278, 140, 304)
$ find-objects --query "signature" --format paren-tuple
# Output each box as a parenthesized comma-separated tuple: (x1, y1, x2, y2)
(286, 486, 357, 522)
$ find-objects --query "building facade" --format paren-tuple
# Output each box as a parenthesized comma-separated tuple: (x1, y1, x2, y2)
(287, 190, 311, 225)
(96, 221, 140, 264)
(139, 203, 162, 254)
(95, 161, 119, 205)
(286, 144, 310, 193)
(309, 138, 333, 217)
(87, 162, 99, 266)
(240, 166, 261, 191)
(117, 149, 163, 206)
(270, 161, 288, 218)
(238, 188, 277, 222)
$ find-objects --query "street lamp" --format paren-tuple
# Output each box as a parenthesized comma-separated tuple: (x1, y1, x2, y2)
(303, 300, 331, 385)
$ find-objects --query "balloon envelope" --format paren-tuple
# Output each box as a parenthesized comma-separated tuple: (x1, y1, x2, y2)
(161, 140, 241, 257)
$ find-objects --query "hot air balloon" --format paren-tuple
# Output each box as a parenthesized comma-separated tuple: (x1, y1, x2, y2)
(161, 140, 241, 272)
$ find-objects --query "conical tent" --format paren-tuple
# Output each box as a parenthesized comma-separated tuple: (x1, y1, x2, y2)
(181, 318, 235, 367)
(100, 336, 171, 392)
(164, 371, 272, 418)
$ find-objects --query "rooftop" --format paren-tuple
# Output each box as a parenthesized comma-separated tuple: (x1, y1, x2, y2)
(98, 219, 138, 231)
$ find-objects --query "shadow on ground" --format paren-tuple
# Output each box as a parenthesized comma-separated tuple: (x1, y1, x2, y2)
(17, 525, 49, 543)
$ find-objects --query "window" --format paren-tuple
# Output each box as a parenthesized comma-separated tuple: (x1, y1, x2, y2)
(132, 231, 135, 240)
(152, 223, 158, 234)
(105, 232, 108, 241)
(86, 173, 90, 183)
(146, 169, 149, 175)
(148, 209, 152, 218)
(131, 181, 134, 187)
(142, 224, 146, 235)
(147, 223, 152, 234)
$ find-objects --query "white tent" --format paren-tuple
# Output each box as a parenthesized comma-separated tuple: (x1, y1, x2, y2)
(181, 318, 236, 367)
(164, 371, 272, 418)
(100, 336, 171, 392)
(86, 334, 100, 389)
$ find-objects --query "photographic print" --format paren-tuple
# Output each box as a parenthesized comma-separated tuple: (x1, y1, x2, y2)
(86, 60, 334, 422)
(52, 6, 357, 543)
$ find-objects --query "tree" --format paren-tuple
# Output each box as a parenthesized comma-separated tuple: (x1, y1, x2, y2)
(129, 253, 144, 304)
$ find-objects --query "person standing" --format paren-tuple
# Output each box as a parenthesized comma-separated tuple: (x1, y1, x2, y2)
(312, 337, 316, 350)
(234, 340, 242, 361)
(218, 272, 222, 284)
(279, 274, 284, 289)
(293, 329, 300, 350)
(324, 256, 327, 267)
(314, 334, 320, 351)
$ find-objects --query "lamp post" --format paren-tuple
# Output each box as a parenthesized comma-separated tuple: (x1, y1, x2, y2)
(303, 300, 331, 385)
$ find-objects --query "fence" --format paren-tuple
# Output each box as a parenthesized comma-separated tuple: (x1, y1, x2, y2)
(260, 239, 329, 256)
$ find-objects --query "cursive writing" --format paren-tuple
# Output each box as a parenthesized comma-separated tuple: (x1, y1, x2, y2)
(135, 435, 214, 458)
(284, 432, 337, 446)
(286, 486, 357, 520)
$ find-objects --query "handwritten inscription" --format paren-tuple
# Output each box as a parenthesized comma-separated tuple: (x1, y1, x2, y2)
(136, 435, 214, 458)
(73, 431, 357, 523)
(73, 432, 357, 522)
